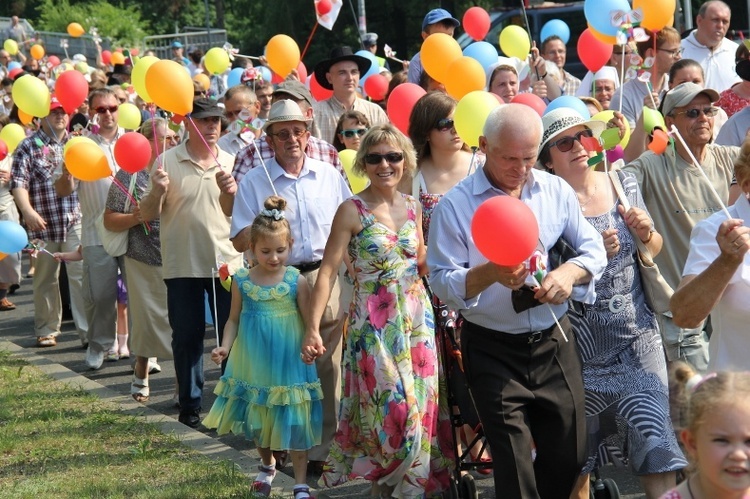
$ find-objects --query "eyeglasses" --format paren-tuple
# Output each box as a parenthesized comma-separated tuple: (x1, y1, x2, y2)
(364, 152, 404, 165)
(340, 128, 367, 138)
(547, 129, 594, 153)
(672, 106, 719, 119)
(95, 106, 118, 114)
(435, 118, 455, 132)
(269, 128, 307, 141)
(163, 134, 180, 144)
(657, 47, 683, 57)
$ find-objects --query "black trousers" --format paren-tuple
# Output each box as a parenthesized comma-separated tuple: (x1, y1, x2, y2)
(461, 316, 587, 499)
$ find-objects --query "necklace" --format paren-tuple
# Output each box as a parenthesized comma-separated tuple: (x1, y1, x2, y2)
(576, 181, 598, 212)
(686, 474, 697, 498)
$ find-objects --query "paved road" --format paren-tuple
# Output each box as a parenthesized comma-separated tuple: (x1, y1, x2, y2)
(0, 273, 646, 498)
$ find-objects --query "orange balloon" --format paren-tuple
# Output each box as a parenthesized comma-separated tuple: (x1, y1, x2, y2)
(444, 56, 486, 100)
(67, 22, 85, 38)
(65, 142, 111, 181)
(110, 52, 126, 65)
(0, 252, 6, 261)
(421, 33, 463, 84)
(634, 0, 676, 31)
(18, 108, 34, 125)
(587, 25, 617, 45)
(265, 35, 300, 78)
(30, 44, 45, 60)
(145, 60, 194, 116)
(193, 73, 210, 91)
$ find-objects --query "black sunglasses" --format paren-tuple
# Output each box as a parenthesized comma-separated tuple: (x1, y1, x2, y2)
(547, 129, 594, 153)
(364, 152, 404, 165)
(435, 118, 455, 132)
(95, 106, 118, 114)
(340, 128, 367, 138)
(672, 106, 719, 119)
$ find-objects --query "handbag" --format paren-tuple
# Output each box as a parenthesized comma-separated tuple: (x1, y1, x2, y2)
(96, 175, 136, 257)
(608, 169, 673, 314)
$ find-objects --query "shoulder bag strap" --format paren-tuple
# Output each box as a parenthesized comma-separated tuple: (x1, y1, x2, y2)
(607, 169, 655, 264)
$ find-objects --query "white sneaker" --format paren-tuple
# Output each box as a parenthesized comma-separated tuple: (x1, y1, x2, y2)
(85, 347, 104, 370)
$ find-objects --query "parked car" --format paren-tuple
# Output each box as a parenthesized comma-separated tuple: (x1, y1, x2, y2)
(457, 1, 587, 79)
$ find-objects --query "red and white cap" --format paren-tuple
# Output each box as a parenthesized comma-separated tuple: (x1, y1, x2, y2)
(49, 96, 63, 111)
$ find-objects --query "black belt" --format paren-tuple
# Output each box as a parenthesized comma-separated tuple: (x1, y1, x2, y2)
(293, 260, 322, 273)
(464, 320, 558, 345)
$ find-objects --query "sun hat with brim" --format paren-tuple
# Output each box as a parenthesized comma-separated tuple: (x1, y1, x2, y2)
(262, 100, 312, 133)
(313, 46, 373, 91)
(190, 98, 224, 119)
(540, 108, 607, 153)
(660, 82, 720, 117)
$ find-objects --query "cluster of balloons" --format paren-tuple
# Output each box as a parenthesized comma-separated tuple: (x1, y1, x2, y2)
(421, 33, 485, 100)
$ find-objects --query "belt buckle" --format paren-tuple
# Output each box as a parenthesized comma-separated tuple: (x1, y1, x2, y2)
(608, 294, 626, 313)
(527, 330, 543, 344)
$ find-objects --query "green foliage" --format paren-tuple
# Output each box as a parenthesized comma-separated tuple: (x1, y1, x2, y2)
(34, 0, 146, 46)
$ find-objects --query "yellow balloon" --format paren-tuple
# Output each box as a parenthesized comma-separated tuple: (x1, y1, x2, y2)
(145, 60, 194, 116)
(64, 136, 97, 155)
(30, 44, 45, 60)
(634, 0, 675, 31)
(0, 123, 27, 153)
(204, 47, 230, 75)
(339, 149, 368, 194)
(3, 39, 18, 56)
(265, 35, 300, 78)
(591, 110, 631, 149)
(132, 56, 158, 103)
(193, 73, 210, 91)
(420, 33, 463, 84)
(444, 57, 486, 100)
(12, 74, 51, 119)
(74, 61, 89, 74)
(499, 25, 531, 60)
(67, 22, 85, 38)
(117, 103, 142, 130)
(454, 91, 502, 148)
(65, 142, 111, 181)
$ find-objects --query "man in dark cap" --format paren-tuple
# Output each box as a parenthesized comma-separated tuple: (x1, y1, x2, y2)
(312, 46, 388, 144)
(140, 98, 242, 428)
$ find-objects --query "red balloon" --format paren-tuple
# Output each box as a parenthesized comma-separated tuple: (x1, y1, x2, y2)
(8, 68, 23, 80)
(114, 132, 153, 174)
(101, 50, 112, 65)
(511, 93, 546, 117)
(310, 73, 333, 101)
(317, 0, 332, 15)
(0, 139, 7, 161)
(471, 196, 540, 266)
(296, 61, 308, 84)
(463, 7, 491, 41)
(577, 28, 613, 73)
(271, 71, 284, 84)
(386, 83, 426, 134)
(47, 55, 61, 68)
(130, 48, 140, 56)
(55, 70, 89, 114)
(364, 73, 389, 101)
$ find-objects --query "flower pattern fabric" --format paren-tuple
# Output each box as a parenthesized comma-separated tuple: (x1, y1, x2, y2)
(319, 195, 450, 498)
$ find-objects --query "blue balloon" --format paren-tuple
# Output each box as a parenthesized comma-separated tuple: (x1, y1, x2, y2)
(463, 42, 499, 74)
(540, 19, 570, 45)
(0, 220, 29, 254)
(355, 50, 378, 84)
(584, 0, 630, 37)
(544, 95, 591, 119)
(7, 61, 21, 71)
(258, 66, 272, 82)
(227, 67, 244, 88)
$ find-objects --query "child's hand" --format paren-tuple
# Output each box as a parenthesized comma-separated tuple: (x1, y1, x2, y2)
(52, 252, 66, 262)
(211, 347, 228, 365)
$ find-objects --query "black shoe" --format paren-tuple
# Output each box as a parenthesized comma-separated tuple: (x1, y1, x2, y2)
(8, 284, 19, 295)
(178, 409, 201, 429)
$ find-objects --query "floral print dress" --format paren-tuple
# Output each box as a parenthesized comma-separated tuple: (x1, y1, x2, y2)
(319, 194, 449, 498)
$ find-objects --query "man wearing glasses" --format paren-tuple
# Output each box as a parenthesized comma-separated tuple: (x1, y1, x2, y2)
(230, 100, 351, 473)
(217, 85, 261, 156)
(623, 82, 741, 373)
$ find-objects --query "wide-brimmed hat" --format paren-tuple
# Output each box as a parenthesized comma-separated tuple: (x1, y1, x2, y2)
(273, 80, 313, 107)
(660, 82, 720, 117)
(190, 98, 224, 119)
(106, 63, 131, 77)
(262, 99, 312, 133)
(540, 108, 606, 153)
(313, 46, 372, 90)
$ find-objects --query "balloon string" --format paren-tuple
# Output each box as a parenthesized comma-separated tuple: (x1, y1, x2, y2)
(645, 80, 657, 109)
(531, 274, 568, 342)
(110, 174, 151, 233)
(148, 105, 162, 170)
(187, 116, 223, 171)
(618, 45, 625, 114)
(467, 147, 478, 176)
(254, 141, 279, 197)
(301, 22, 319, 61)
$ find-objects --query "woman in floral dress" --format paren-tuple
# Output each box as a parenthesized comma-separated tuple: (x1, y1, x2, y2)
(303, 124, 448, 498)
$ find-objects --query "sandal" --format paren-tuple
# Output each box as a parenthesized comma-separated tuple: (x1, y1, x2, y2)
(131, 375, 149, 403)
(251, 463, 276, 497)
(293, 484, 314, 499)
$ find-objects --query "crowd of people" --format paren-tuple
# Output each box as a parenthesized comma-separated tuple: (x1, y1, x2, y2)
(1, 2, 749, 498)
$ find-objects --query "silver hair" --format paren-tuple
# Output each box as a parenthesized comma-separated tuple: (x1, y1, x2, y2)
(483, 104, 543, 143)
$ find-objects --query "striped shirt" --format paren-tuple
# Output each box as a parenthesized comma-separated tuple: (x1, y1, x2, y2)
(10, 129, 81, 242)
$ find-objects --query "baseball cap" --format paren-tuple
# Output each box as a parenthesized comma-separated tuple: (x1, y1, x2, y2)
(661, 82, 720, 117)
(362, 33, 378, 47)
(171, 40, 183, 49)
(422, 9, 460, 31)
(50, 96, 63, 111)
(190, 98, 224, 119)
(273, 80, 314, 107)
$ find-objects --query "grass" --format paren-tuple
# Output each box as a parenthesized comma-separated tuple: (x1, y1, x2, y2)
(0, 350, 269, 499)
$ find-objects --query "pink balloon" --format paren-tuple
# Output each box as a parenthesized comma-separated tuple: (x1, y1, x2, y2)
(463, 7, 491, 41)
(471, 196, 539, 266)
(0, 139, 7, 161)
(47, 55, 60, 68)
(296, 61, 308, 84)
(577, 28, 613, 73)
(364, 73, 389, 101)
(386, 83, 426, 134)
(101, 50, 112, 66)
(511, 93, 546, 117)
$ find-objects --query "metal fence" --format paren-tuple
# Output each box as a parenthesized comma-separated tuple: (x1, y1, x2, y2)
(143, 28, 227, 60)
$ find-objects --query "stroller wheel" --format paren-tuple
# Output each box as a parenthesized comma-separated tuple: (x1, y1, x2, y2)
(447, 476, 459, 499)
(592, 477, 621, 499)
(459, 474, 478, 499)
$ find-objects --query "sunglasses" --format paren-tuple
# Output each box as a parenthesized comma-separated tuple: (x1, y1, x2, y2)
(435, 118, 455, 132)
(340, 128, 367, 138)
(547, 128, 594, 153)
(364, 152, 404, 165)
(269, 128, 307, 141)
(95, 106, 118, 114)
(672, 106, 719, 119)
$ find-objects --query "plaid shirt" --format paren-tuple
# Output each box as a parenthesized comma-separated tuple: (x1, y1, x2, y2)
(232, 135, 347, 187)
(562, 71, 582, 96)
(10, 129, 81, 242)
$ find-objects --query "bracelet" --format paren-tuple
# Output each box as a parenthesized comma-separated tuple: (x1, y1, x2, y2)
(642, 230, 654, 244)
(539, 73, 548, 79)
